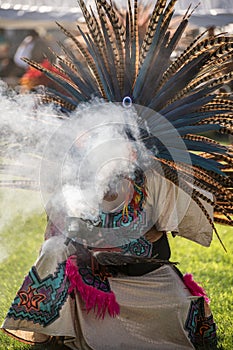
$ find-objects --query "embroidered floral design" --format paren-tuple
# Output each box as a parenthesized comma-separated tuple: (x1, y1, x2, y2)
(18, 286, 46, 312)
(7, 262, 69, 327)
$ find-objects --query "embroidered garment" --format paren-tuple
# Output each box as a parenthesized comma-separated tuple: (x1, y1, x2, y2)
(2, 234, 218, 349)
(1, 170, 217, 349)
(65, 256, 120, 319)
(185, 298, 218, 350)
(1, 172, 217, 349)
(7, 262, 69, 327)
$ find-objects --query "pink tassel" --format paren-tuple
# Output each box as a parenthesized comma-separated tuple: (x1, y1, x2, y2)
(183, 273, 210, 303)
(65, 256, 120, 319)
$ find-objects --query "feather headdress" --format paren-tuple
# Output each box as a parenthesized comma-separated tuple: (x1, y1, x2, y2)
(1, 0, 233, 248)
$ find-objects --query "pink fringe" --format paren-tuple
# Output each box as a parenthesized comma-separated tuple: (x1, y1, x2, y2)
(183, 273, 210, 303)
(65, 256, 120, 319)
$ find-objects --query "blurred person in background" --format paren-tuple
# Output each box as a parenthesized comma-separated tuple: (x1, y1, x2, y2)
(14, 29, 53, 72)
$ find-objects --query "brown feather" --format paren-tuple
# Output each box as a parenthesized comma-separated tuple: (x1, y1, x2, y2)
(133, 0, 139, 77)
(56, 22, 106, 98)
(139, 0, 167, 65)
(98, 0, 125, 93)
(40, 95, 77, 111)
(160, 36, 233, 88)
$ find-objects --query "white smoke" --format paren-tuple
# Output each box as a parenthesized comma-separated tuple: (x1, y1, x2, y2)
(0, 81, 61, 234)
(0, 80, 151, 249)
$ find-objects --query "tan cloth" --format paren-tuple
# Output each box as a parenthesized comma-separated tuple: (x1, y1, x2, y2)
(2, 236, 195, 350)
(47, 170, 213, 247)
(145, 170, 213, 247)
(1, 171, 214, 349)
(66, 265, 195, 350)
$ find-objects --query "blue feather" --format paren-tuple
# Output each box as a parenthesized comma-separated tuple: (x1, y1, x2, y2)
(159, 91, 216, 116)
(162, 96, 214, 120)
(46, 88, 78, 108)
(183, 139, 227, 154)
(149, 52, 210, 110)
(57, 42, 101, 94)
(133, 14, 164, 99)
(157, 149, 225, 175)
(171, 110, 233, 128)
(77, 25, 113, 100)
(40, 69, 86, 103)
(99, 15, 121, 100)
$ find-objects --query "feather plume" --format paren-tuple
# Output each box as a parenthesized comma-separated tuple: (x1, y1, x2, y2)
(4, 0, 232, 249)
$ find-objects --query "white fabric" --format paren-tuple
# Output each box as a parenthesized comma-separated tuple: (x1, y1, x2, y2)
(2, 236, 195, 350)
(145, 170, 213, 246)
(66, 265, 195, 350)
(1, 170, 214, 349)
(46, 170, 213, 247)
(13, 36, 35, 68)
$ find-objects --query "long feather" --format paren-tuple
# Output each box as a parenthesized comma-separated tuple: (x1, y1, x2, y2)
(55, 22, 106, 98)
(22, 58, 86, 102)
(139, 0, 167, 65)
(98, 0, 125, 93)
(149, 52, 211, 110)
(160, 36, 233, 88)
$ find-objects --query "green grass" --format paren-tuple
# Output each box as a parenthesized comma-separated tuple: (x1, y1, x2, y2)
(0, 212, 46, 350)
(169, 227, 233, 350)
(0, 212, 232, 349)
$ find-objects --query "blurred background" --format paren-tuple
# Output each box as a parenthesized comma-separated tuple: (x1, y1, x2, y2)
(1, 0, 232, 147)
(0, 0, 232, 87)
